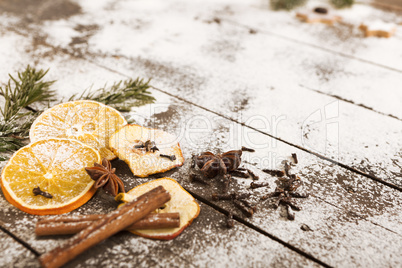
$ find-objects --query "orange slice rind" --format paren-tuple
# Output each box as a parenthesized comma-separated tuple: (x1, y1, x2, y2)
(1, 138, 101, 215)
(116, 178, 200, 240)
(109, 124, 184, 177)
(29, 100, 127, 160)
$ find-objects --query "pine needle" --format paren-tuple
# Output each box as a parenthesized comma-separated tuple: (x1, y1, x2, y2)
(0, 66, 55, 153)
(69, 78, 155, 111)
(0, 65, 155, 158)
(270, 0, 307, 10)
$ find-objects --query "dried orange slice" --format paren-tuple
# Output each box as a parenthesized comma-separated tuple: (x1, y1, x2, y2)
(116, 178, 200, 240)
(30, 100, 126, 160)
(109, 124, 184, 177)
(1, 138, 101, 215)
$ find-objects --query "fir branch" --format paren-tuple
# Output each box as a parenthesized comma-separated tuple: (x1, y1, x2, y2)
(331, 0, 354, 8)
(270, 0, 307, 10)
(69, 78, 155, 111)
(0, 65, 55, 152)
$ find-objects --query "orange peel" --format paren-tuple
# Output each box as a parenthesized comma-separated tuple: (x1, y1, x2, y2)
(1, 138, 100, 215)
(30, 100, 127, 160)
(109, 124, 184, 177)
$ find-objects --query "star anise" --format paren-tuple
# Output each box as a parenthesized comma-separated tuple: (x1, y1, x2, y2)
(196, 150, 242, 178)
(85, 158, 125, 196)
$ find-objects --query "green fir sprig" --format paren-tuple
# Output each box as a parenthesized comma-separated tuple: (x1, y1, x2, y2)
(270, 0, 354, 10)
(331, 0, 354, 8)
(0, 66, 55, 153)
(69, 78, 155, 111)
(270, 0, 307, 11)
(0, 66, 155, 157)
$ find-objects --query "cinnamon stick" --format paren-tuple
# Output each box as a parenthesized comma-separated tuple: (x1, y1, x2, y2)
(39, 186, 171, 268)
(36, 213, 180, 236)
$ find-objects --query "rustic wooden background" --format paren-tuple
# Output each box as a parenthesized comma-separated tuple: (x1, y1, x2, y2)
(0, 0, 401, 267)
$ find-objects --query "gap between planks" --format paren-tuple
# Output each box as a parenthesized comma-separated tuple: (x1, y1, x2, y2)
(223, 18, 402, 75)
(300, 85, 402, 122)
(4, 25, 400, 191)
(0, 220, 40, 257)
(5, 24, 402, 186)
(187, 189, 332, 268)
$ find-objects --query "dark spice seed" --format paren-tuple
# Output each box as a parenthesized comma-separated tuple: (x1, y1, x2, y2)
(222, 174, 232, 193)
(314, 7, 328, 14)
(240, 200, 257, 213)
(234, 192, 251, 200)
(250, 182, 269, 189)
(284, 161, 291, 177)
(286, 205, 295, 220)
(247, 169, 259, 180)
(190, 155, 196, 169)
(160, 154, 176, 161)
(291, 153, 298, 164)
(241, 146, 255, 152)
(33, 187, 53, 199)
(262, 169, 285, 177)
(249, 28, 257, 34)
(233, 200, 254, 217)
(230, 170, 250, 178)
(280, 200, 301, 211)
(226, 212, 235, 228)
(134, 144, 145, 149)
(301, 224, 313, 232)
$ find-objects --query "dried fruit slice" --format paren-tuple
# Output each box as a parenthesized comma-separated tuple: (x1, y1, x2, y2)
(109, 124, 184, 177)
(116, 178, 200, 240)
(1, 138, 101, 215)
(29, 100, 127, 160)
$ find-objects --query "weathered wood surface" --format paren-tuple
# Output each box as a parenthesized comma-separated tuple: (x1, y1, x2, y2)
(0, 228, 38, 267)
(0, 0, 401, 267)
(3, 0, 398, 187)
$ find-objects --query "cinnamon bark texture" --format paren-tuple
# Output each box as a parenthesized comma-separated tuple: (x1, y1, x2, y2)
(36, 213, 180, 236)
(39, 186, 171, 268)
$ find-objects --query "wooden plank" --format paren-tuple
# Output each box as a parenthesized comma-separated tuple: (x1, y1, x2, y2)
(52, 1, 399, 188)
(203, 0, 402, 118)
(0, 2, 401, 266)
(0, 192, 319, 267)
(0, 228, 39, 267)
(115, 97, 402, 267)
(1, 53, 398, 266)
(4, 0, 397, 186)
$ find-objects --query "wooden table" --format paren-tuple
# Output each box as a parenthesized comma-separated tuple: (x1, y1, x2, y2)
(0, 0, 401, 267)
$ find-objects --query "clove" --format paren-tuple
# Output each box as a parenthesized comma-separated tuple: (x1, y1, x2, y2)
(300, 224, 313, 232)
(235, 192, 251, 200)
(190, 155, 196, 169)
(160, 154, 176, 161)
(284, 161, 291, 177)
(247, 169, 259, 180)
(240, 200, 257, 213)
(230, 170, 250, 178)
(250, 182, 269, 189)
(226, 212, 235, 228)
(33, 187, 53, 199)
(262, 169, 285, 177)
(291, 153, 298, 164)
(233, 200, 254, 217)
(285, 205, 295, 220)
(222, 174, 232, 193)
(241, 146, 255, 152)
